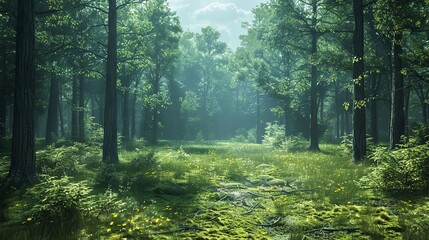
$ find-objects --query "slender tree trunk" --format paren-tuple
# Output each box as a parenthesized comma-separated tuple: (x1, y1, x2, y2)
(340, 111, 345, 136)
(345, 110, 350, 134)
(0, 101, 6, 139)
(352, 0, 366, 162)
(121, 67, 130, 144)
(122, 89, 130, 144)
(71, 75, 78, 141)
(309, 0, 319, 151)
(103, 0, 119, 164)
(256, 89, 262, 144)
(389, 33, 405, 150)
(7, 0, 36, 186)
(58, 83, 65, 137)
(45, 77, 59, 145)
(130, 94, 136, 139)
(370, 75, 379, 143)
(309, 32, 319, 151)
(334, 82, 340, 138)
(78, 72, 85, 142)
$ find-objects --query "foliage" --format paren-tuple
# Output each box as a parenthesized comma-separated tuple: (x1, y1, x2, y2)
(36, 144, 83, 177)
(341, 134, 376, 156)
(282, 135, 308, 152)
(231, 128, 256, 143)
(263, 122, 286, 148)
(26, 176, 92, 222)
(361, 125, 429, 192)
(94, 164, 123, 191)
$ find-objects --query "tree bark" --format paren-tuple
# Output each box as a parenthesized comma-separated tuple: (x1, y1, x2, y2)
(103, 0, 119, 164)
(352, 0, 366, 162)
(309, 0, 319, 151)
(0, 101, 6, 139)
(389, 33, 405, 150)
(45, 77, 59, 145)
(78, 72, 85, 142)
(121, 67, 130, 144)
(7, 0, 36, 186)
(71, 74, 78, 141)
(256, 89, 262, 144)
(370, 75, 379, 143)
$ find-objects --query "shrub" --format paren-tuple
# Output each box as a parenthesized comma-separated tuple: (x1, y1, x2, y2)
(37, 143, 101, 176)
(340, 134, 376, 156)
(361, 125, 429, 193)
(26, 176, 92, 222)
(263, 122, 286, 148)
(282, 135, 308, 152)
(94, 164, 123, 191)
(231, 128, 256, 143)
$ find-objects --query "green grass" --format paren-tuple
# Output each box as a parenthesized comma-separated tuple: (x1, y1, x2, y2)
(0, 141, 428, 239)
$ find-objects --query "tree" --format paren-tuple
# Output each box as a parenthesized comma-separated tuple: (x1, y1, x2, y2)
(7, 0, 36, 185)
(195, 26, 227, 140)
(142, 0, 181, 145)
(352, 0, 366, 162)
(103, 0, 119, 164)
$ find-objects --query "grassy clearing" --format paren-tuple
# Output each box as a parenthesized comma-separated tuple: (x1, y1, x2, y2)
(0, 141, 428, 239)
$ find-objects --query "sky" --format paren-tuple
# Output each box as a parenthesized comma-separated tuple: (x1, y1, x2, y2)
(167, 0, 268, 49)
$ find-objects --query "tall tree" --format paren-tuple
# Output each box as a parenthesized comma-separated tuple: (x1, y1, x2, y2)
(103, 0, 119, 164)
(389, 32, 405, 149)
(7, 0, 36, 185)
(352, 0, 366, 162)
(195, 26, 227, 140)
(143, 0, 181, 145)
(45, 76, 60, 145)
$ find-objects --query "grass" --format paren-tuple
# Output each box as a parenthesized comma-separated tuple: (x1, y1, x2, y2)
(0, 141, 428, 239)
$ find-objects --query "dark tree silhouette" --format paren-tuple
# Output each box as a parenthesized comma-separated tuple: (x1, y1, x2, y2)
(352, 0, 366, 162)
(7, 0, 36, 186)
(103, 0, 119, 164)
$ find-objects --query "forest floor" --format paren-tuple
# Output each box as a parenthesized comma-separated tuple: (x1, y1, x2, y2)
(0, 141, 429, 239)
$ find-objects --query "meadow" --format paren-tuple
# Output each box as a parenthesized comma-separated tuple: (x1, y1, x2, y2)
(1, 140, 428, 239)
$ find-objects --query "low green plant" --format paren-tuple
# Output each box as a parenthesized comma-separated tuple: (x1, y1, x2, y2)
(263, 122, 286, 148)
(361, 125, 429, 193)
(341, 134, 376, 156)
(36, 145, 83, 177)
(94, 164, 123, 191)
(282, 135, 308, 152)
(26, 176, 92, 222)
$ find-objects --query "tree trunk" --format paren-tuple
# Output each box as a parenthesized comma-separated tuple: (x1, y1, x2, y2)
(71, 74, 78, 141)
(352, 0, 366, 162)
(78, 72, 85, 142)
(370, 75, 379, 143)
(58, 83, 65, 137)
(7, 0, 36, 186)
(103, 0, 119, 164)
(0, 101, 6, 139)
(309, 0, 319, 151)
(121, 67, 130, 144)
(389, 33, 405, 150)
(45, 77, 59, 145)
(256, 89, 262, 144)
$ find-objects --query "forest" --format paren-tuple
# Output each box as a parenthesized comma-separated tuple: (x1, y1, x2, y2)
(1, 0, 429, 239)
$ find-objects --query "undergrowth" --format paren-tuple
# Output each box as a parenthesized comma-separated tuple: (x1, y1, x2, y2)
(0, 140, 428, 239)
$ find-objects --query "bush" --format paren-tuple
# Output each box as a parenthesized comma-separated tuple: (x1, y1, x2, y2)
(26, 176, 92, 222)
(361, 125, 429, 193)
(341, 134, 376, 156)
(282, 135, 308, 152)
(36, 143, 101, 176)
(94, 164, 123, 191)
(231, 128, 256, 143)
(263, 122, 286, 148)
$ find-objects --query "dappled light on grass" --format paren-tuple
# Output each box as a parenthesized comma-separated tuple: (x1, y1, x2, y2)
(0, 141, 428, 239)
